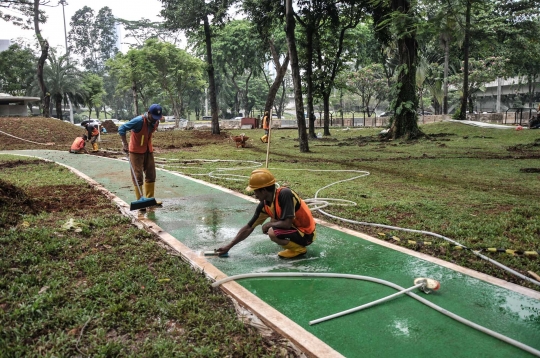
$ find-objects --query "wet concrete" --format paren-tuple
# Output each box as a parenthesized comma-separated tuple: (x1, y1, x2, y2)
(2, 150, 540, 358)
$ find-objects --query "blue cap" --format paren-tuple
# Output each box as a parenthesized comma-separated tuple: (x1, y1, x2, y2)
(148, 104, 163, 120)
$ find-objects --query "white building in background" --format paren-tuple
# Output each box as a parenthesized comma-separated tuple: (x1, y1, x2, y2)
(474, 76, 540, 113)
(0, 39, 11, 52)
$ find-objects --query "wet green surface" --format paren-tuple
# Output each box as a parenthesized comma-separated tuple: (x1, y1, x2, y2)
(3, 150, 540, 358)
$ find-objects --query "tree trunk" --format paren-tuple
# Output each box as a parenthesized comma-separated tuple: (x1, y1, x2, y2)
(34, 0, 50, 118)
(459, 0, 471, 120)
(264, 40, 289, 118)
(203, 16, 220, 135)
(276, 79, 287, 118)
(305, 27, 316, 139)
(132, 81, 139, 115)
(285, 0, 309, 152)
(323, 94, 331, 135)
(242, 70, 253, 116)
(55, 97, 62, 120)
(443, 38, 449, 114)
(387, 0, 421, 140)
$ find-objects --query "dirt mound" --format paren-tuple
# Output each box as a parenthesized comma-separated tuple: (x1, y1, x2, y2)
(101, 120, 118, 133)
(0, 178, 37, 228)
(0, 117, 85, 151)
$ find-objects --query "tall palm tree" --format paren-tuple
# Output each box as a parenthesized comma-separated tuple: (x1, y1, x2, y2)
(43, 51, 85, 120)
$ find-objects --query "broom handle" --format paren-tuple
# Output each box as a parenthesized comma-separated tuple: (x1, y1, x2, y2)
(127, 153, 144, 198)
(265, 109, 273, 168)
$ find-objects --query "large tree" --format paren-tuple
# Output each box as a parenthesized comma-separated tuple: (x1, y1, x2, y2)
(68, 6, 118, 73)
(160, 0, 235, 135)
(81, 72, 105, 119)
(106, 49, 154, 115)
(0, 43, 36, 96)
(1, 0, 49, 116)
(212, 20, 264, 117)
(142, 39, 205, 124)
(374, 0, 421, 139)
(43, 51, 83, 120)
(347, 64, 389, 117)
(243, 0, 290, 122)
(312, 0, 367, 137)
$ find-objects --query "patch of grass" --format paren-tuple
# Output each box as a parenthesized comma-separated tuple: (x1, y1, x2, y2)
(0, 156, 296, 356)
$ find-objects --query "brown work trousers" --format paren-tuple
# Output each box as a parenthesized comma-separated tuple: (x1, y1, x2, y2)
(129, 151, 156, 187)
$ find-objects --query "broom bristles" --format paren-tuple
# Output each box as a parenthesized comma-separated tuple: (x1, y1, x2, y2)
(130, 197, 157, 210)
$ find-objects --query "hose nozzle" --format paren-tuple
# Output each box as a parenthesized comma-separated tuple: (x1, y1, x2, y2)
(414, 277, 440, 294)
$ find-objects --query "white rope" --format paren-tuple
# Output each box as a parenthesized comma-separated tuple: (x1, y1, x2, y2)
(0, 129, 55, 146)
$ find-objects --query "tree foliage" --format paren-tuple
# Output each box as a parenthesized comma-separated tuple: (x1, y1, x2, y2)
(213, 20, 264, 117)
(160, 0, 235, 135)
(43, 50, 83, 120)
(0, 43, 36, 95)
(81, 72, 105, 118)
(68, 6, 118, 73)
(347, 64, 389, 116)
(0, 0, 45, 29)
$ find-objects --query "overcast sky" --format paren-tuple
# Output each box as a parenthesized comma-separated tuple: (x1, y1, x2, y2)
(0, 0, 166, 53)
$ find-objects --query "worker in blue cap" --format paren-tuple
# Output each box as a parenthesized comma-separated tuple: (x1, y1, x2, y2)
(119, 104, 164, 208)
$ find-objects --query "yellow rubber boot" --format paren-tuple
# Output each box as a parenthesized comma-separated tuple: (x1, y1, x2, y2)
(260, 135, 268, 143)
(143, 182, 163, 206)
(133, 185, 142, 200)
(92, 143, 98, 151)
(278, 241, 307, 258)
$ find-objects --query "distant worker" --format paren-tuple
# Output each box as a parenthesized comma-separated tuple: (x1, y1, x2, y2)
(260, 111, 270, 143)
(119, 104, 164, 207)
(69, 134, 88, 154)
(84, 122, 100, 152)
(216, 169, 316, 259)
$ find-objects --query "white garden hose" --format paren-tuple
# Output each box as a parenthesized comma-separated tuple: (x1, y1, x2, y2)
(212, 273, 540, 357)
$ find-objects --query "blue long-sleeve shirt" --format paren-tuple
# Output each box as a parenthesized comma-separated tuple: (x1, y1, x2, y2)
(118, 115, 159, 136)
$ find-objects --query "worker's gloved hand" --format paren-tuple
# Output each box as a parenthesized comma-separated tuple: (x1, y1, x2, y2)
(122, 143, 129, 153)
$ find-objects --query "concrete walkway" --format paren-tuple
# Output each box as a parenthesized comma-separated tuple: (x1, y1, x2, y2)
(2, 150, 540, 358)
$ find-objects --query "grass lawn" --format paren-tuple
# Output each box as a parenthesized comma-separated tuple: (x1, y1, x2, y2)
(0, 118, 539, 355)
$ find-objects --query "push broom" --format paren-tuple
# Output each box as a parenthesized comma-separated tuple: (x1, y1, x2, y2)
(126, 154, 157, 210)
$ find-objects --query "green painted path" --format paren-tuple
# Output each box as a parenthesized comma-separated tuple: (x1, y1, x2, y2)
(2, 150, 540, 358)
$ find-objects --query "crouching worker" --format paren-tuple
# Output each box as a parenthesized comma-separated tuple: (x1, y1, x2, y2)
(216, 169, 316, 258)
(69, 134, 88, 154)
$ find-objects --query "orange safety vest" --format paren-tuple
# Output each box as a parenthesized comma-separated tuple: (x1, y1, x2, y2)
(128, 114, 158, 153)
(262, 115, 269, 130)
(70, 137, 85, 151)
(91, 127, 99, 136)
(263, 187, 315, 234)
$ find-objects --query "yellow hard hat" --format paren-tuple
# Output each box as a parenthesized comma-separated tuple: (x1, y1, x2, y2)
(245, 169, 275, 191)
